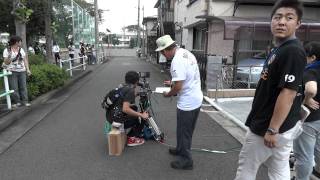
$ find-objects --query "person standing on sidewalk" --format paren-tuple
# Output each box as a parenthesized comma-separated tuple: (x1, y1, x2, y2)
(68, 42, 75, 66)
(52, 42, 61, 66)
(234, 0, 306, 180)
(293, 42, 320, 180)
(2, 35, 31, 107)
(156, 35, 203, 170)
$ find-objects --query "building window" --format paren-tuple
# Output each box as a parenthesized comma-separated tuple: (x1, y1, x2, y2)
(193, 27, 206, 51)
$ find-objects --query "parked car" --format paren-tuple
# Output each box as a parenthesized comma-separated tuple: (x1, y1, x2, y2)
(235, 56, 265, 87)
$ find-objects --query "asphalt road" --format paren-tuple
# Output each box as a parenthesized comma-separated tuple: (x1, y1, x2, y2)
(0, 56, 264, 180)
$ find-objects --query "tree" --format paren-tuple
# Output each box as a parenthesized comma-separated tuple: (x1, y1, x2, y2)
(12, 0, 33, 51)
(45, 0, 53, 63)
(125, 25, 143, 32)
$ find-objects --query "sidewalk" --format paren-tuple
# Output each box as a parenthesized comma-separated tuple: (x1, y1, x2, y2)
(0, 62, 106, 133)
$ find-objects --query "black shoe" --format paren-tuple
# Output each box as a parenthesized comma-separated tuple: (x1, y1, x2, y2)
(313, 167, 320, 178)
(170, 160, 193, 170)
(169, 148, 179, 156)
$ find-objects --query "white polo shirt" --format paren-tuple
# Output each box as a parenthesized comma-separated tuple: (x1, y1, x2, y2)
(170, 48, 203, 111)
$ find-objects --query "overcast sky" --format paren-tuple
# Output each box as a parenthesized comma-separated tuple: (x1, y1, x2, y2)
(98, 0, 158, 34)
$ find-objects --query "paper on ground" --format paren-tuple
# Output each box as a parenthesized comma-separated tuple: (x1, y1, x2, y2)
(154, 87, 171, 94)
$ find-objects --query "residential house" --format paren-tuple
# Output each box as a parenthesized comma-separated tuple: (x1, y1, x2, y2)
(175, 0, 320, 63)
(154, 0, 175, 40)
(142, 16, 158, 62)
(118, 29, 137, 48)
(173, 0, 320, 89)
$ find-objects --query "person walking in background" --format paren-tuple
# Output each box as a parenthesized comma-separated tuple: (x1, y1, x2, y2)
(68, 42, 75, 66)
(294, 42, 320, 180)
(156, 35, 203, 170)
(52, 42, 60, 66)
(234, 0, 306, 179)
(86, 44, 93, 65)
(159, 53, 167, 73)
(79, 42, 86, 65)
(2, 35, 31, 107)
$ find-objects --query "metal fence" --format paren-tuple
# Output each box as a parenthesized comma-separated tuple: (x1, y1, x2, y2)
(0, 70, 14, 110)
(59, 49, 106, 76)
(193, 51, 261, 90)
(220, 64, 262, 89)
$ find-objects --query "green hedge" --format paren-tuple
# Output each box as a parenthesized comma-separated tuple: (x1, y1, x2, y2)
(28, 54, 46, 65)
(1, 49, 68, 101)
(27, 64, 69, 100)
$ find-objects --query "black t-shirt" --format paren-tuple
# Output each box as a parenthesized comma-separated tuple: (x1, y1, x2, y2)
(121, 85, 136, 106)
(107, 85, 135, 123)
(304, 67, 320, 122)
(245, 39, 306, 136)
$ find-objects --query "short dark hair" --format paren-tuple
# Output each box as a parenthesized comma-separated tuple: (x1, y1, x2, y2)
(271, 0, 303, 21)
(8, 36, 22, 46)
(304, 42, 320, 61)
(125, 71, 139, 84)
(164, 43, 177, 51)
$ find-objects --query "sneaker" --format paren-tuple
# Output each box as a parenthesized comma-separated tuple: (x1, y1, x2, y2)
(24, 103, 31, 107)
(11, 103, 21, 108)
(127, 137, 144, 147)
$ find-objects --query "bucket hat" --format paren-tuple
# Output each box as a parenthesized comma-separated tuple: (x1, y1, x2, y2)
(155, 35, 175, 52)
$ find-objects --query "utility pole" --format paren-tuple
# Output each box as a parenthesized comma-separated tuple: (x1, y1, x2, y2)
(142, 6, 145, 57)
(94, 0, 100, 59)
(159, 0, 165, 35)
(137, 0, 140, 48)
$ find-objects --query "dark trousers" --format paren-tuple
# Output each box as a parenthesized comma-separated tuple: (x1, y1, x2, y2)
(176, 107, 200, 162)
(107, 105, 144, 137)
(124, 105, 144, 137)
(54, 53, 60, 65)
(69, 54, 74, 66)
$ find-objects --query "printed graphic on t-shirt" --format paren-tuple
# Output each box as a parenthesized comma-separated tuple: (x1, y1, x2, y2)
(285, 74, 295, 83)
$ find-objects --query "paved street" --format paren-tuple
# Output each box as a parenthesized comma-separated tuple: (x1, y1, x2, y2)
(0, 56, 268, 180)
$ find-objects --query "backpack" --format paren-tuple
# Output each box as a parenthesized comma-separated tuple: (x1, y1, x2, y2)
(101, 87, 124, 112)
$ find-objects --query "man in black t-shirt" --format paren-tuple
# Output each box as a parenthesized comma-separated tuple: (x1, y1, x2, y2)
(234, 1, 306, 180)
(107, 71, 149, 147)
(293, 42, 320, 180)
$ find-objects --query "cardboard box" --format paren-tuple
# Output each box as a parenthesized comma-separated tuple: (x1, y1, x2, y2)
(108, 129, 127, 156)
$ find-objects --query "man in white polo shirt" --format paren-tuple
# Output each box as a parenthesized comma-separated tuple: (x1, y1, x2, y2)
(156, 35, 203, 170)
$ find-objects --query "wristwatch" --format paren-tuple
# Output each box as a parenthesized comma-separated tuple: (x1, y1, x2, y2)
(266, 128, 278, 135)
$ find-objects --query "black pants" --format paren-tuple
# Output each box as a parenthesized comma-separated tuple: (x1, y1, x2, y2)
(107, 105, 144, 137)
(54, 52, 60, 65)
(176, 107, 200, 162)
(69, 54, 74, 65)
(124, 105, 144, 137)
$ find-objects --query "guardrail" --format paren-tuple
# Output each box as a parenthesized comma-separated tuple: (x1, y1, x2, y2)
(59, 56, 87, 77)
(0, 69, 14, 110)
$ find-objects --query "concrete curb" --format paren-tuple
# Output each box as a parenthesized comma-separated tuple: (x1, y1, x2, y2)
(203, 96, 248, 131)
(0, 69, 93, 133)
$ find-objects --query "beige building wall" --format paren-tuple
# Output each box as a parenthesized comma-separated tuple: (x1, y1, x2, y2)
(175, 0, 207, 50)
(209, 2, 234, 16)
(207, 22, 234, 57)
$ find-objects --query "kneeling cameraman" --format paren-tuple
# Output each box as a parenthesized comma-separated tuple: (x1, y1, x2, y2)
(107, 71, 149, 146)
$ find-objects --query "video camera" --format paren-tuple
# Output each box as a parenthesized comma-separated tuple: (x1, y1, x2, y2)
(137, 72, 151, 98)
